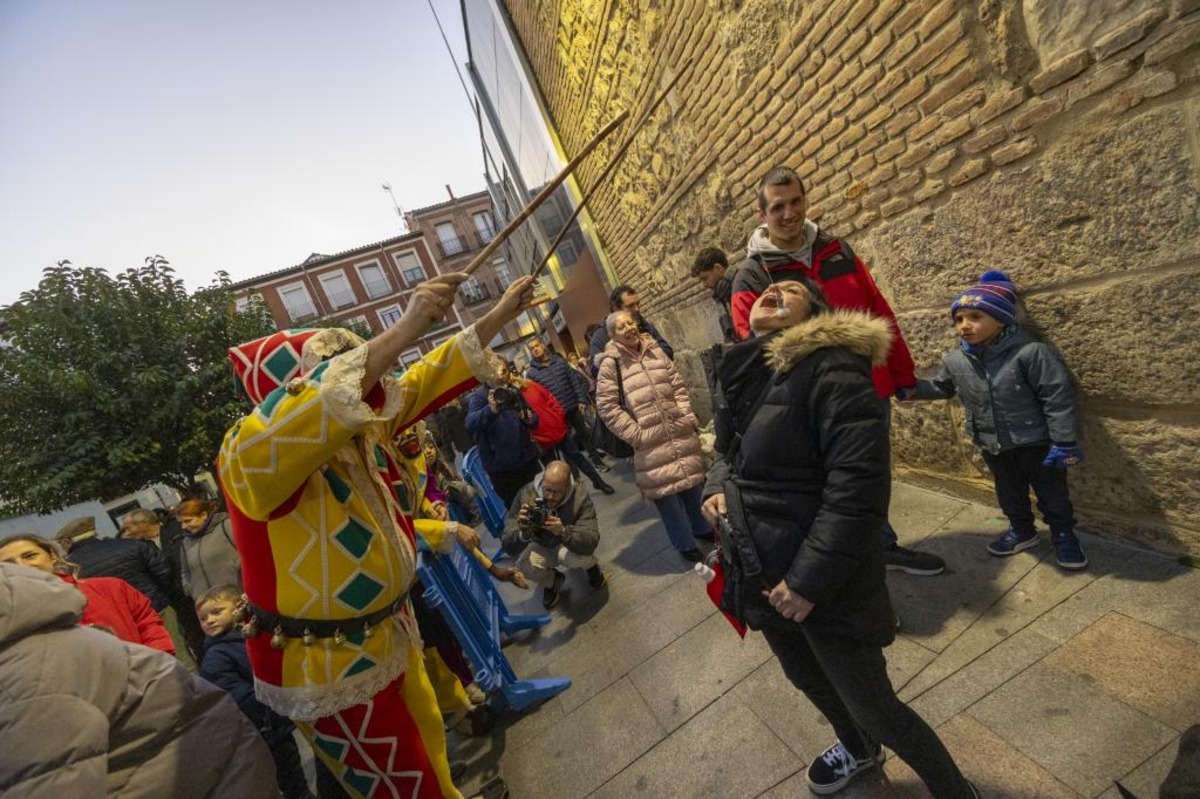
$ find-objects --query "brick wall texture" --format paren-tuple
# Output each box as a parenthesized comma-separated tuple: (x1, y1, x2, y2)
(501, 0, 1200, 556)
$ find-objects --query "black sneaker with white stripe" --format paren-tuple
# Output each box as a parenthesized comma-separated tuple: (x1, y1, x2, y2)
(806, 740, 884, 794)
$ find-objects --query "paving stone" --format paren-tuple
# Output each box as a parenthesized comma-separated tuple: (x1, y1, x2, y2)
(630, 612, 774, 732)
(883, 714, 1079, 797)
(906, 627, 1060, 726)
(732, 655, 835, 762)
(590, 693, 798, 799)
(967, 662, 1177, 797)
(1066, 550, 1200, 644)
(1095, 736, 1180, 799)
(498, 678, 665, 798)
(1043, 612, 1200, 731)
(888, 482, 970, 542)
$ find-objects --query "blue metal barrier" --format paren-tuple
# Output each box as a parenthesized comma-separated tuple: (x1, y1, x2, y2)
(461, 447, 507, 538)
(418, 543, 571, 712)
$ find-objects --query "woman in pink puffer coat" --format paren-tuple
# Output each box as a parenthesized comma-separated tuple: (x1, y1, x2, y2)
(596, 310, 712, 562)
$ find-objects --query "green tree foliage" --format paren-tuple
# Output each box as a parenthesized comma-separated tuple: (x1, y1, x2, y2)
(0, 257, 276, 513)
(310, 314, 374, 341)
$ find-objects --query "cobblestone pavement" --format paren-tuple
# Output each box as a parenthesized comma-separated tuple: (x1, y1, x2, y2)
(452, 458, 1198, 798)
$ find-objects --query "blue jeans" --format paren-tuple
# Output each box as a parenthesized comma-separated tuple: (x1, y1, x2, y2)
(652, 484, 710, 552)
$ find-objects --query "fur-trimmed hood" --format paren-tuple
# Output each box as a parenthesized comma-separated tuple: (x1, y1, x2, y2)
(765, 310, 893, 374)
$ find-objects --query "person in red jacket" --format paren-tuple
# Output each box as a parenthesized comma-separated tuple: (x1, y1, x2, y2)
(0, 533, 175, 654)
(514, 374, 616, 495)
(730, 165, 946, 578)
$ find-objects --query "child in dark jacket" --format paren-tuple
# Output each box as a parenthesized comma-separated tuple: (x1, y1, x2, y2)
(909, 271, 1088, 570)
(197, 585, 317, 799)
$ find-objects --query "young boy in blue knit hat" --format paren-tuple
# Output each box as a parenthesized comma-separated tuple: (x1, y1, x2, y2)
(908, 271, 1087, 569)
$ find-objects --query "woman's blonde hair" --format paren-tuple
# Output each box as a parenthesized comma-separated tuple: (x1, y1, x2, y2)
(0, 533, 80, 576)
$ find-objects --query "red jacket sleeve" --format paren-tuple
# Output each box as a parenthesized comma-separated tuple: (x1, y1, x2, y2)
(730, 289, 757, 340)
(121, 582, 176, 655)
(856, 256, 916, 390)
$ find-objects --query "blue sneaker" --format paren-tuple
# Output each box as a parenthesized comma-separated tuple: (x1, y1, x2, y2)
(1051, 531, 1088, 570)
(987, 527, 1039, 557)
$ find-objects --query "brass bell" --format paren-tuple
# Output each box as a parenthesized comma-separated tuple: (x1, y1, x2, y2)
(362, 622, 374, 639)
(241, 618, 259, 638)
(302, 628, 315, 646)
(232, 605, 246, 624)
(270, 626, 286, 649)
(332, 628, 346, 646)
(285, 378, 305, 395)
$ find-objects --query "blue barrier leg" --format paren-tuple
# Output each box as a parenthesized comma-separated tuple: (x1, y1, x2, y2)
(501, 677, 573, 712)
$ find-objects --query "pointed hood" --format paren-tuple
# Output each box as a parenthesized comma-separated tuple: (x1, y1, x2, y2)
(766, 310, 893, 375)
(228, 328, 367, 405)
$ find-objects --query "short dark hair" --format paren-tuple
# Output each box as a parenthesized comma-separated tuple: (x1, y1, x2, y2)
(690, 247, 728, 277)
(195, 583, 241, 610)
(608, 285, 636, 311)
(757, 166, 806, 212)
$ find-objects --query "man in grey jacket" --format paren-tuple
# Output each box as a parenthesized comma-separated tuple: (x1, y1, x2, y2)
(501, 461, 607, 609)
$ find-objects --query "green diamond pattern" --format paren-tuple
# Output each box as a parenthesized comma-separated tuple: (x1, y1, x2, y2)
(313, 735, 348, 763)
(324, 468, 352, 503)
(373, 445, 388, 468)
(344, 655, 376, 678)
(258, 385, 287, 418)
(264, 346, 300, 382)
(336, 573, 384, 611)
(309, 361, 330, 382)
(343, 768, 378, 797)
(333, 518, 373, 560)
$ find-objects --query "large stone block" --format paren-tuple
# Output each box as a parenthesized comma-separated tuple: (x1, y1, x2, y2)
(855, 106, 1200, 310)
(1023, 270, 1200, 405)
(1024, 0, 1163, 64)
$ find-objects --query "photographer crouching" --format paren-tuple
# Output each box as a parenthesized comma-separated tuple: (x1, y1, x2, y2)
(501, 461, 608, 610)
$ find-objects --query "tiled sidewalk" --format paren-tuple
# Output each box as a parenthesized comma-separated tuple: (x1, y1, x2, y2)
(454, 460, 1198, 798)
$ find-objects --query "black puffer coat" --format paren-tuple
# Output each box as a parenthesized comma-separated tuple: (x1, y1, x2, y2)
(704, 310, 896, 645)
(67, 536, 175, 611)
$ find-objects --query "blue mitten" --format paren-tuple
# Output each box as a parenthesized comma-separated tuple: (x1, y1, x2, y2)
(1042, 443, 1084, 468)
(894, 387, 910, 401)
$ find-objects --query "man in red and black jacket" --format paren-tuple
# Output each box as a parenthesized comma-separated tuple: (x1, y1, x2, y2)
(729, 165, 946, 577)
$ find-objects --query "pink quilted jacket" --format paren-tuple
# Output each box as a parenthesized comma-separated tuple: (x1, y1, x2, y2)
(596, 336, 705, 501)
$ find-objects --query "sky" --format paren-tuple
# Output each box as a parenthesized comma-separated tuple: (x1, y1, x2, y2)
(0, 0, 484, 306)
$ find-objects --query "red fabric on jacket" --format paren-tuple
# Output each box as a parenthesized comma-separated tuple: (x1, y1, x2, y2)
(520, 381, 568, 448)
(60, 573, 176, 654)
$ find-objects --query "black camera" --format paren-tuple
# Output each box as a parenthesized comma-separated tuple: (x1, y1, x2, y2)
(492, 386, 519, 409)
(522, 498, 551, 529)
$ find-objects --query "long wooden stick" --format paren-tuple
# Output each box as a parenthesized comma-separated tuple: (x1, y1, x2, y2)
(530, 57, 693, 281)
(463, 109, 630, 277)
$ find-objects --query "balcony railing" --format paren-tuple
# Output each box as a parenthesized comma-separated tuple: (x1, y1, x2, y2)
(363, 279, 391, 300)
(326, 289, 357, 310)
(286, 301, 319, 322)
(460, 286, 491, 305)
(437, 236, 468, 258)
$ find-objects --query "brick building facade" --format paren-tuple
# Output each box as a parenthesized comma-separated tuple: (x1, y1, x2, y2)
(232, 188, 528, 364)
(497, 0, 1200, 554)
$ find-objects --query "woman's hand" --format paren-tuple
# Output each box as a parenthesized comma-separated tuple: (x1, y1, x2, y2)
(701, 492, 727, 524)
(763, 580, 814, 622)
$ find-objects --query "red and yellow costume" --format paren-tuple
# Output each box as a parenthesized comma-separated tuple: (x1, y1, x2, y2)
(218, 326, 502, 798)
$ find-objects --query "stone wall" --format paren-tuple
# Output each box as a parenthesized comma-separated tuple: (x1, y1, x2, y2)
(501, 0, 1200, 555)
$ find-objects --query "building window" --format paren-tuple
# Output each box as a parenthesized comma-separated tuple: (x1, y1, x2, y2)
(394, 251, 426, 287)
(319, 271, 356, 310)
(473, 211, 496, 244)
(278, 282, 317, 322)
(398, 348, 423, 371)
(556, 238, 579, 267)
(235, 294, 261, 313)
(435, 222, 465, 256)
(377, 305, 402, 328)
(357, 261, 391, 299)
(460, 275, 487, 304)
(495, 262, 512, 289)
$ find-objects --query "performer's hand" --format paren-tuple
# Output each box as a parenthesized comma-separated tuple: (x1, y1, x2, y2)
(454, 524, 481, 551)
(763, 580, 814, 622)
(701, 492, 727, 524)
(409, 274, 467, 325)
(432, 501, 449, 521)
(490, 565, 530, 590)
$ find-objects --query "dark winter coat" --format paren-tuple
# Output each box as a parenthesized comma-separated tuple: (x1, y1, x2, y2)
(200, 630, 295, 746)
(67, 536, 175, 611)
(912, 327, 1078, 455)
(501, 474, 600, 557)
(179, 512, 241, 598)
(464, 386, 541, 475)
(526, 351, 587, 411)
(712, 266, 737, 344)
(705, 310, 896, 645)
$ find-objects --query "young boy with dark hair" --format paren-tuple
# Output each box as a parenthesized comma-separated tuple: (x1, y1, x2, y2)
(196, 585, 316, 799)
(909, 270, 1088, 570)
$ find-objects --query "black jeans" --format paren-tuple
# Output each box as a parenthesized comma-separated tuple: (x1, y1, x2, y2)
(567, 406, 603, 460)
(761, 625, 973, 798)
(269, 732, 315, 799)
(540, 432, 607, 487)
(488, 458, 542, 509)
(981, 443, 1075, 535)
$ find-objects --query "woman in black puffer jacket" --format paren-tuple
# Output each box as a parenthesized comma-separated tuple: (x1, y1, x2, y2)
(703, 278, 975, 798)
